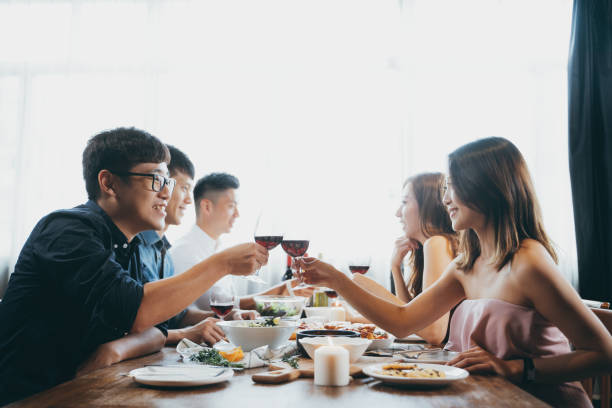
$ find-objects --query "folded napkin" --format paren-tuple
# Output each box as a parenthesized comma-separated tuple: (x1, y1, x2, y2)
(176, 338, 298, 369)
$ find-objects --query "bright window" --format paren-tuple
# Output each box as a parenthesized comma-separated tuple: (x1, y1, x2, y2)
(0, 0, 575, 293)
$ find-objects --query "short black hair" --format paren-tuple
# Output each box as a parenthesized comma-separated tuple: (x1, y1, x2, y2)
(82, 127, 170, 200)
(193, 172, 240, 211)
(166, 145, 195, 179)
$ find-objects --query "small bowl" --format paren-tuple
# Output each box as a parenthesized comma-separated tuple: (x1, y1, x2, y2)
(254, 295, 307, 319)
(300, 337, 371, 363)
(367, 335, 395, 351)
(296, 329, 360, 356)
(304, 306, 346, 322)
(217, 320, 298, 352)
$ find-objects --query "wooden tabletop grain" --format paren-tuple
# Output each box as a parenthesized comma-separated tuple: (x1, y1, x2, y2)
(7, 347, 550, 408)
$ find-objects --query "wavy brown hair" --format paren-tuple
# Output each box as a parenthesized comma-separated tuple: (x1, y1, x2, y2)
(448, 137, 557, 272)
(404, 173, 458, 297)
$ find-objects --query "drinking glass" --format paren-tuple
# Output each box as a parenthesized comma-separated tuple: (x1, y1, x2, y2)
(247, 212, 283, 284)
(209, 285, 236, 321)
(281, 230, 310, 287)
(348, 255, 371, 275)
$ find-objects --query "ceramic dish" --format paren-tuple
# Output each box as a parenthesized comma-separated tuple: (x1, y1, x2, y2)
(367, 334, 395, 350)
(362, 362, 468, 387)
(217, 320, 298, 352)
(299, 337, 371, 363)
(254, 295, 307, 319)
(128, 365, 233, 387)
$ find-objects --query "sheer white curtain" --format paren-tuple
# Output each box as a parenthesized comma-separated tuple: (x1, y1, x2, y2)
(0, 0, 575, 297)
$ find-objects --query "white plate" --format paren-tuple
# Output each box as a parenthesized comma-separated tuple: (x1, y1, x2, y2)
(401, 350, 459, 364)
(362, 362, 468, 387)
(128, 365, 233, 387)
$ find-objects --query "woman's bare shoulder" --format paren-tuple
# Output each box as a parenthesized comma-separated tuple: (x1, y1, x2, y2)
(423, 235, 454, 255)
(511, 239, 560, 286)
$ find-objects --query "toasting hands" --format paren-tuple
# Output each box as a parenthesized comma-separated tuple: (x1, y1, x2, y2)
(295, 257, 343, 288)
(217, 243, 269, 277)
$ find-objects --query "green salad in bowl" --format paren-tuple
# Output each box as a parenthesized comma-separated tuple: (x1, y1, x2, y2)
(248, 317, 281, 327)
(254, 295, 307, 319)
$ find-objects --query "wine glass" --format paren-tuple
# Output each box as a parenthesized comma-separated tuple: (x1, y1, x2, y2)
(247, 212, 283, 284)
(348, 255, 371, 275)
(209, 285, 236, 321)
(281, 231, 310, 287)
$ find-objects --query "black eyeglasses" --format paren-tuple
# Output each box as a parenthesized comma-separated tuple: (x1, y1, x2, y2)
(111, 171, 176, 193)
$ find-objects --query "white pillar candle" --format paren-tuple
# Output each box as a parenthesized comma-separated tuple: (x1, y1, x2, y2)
(314, 343, 350, 386)
(328, 307, 346, 322)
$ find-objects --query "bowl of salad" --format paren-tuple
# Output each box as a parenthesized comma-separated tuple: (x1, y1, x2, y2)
(254, 295, 307, 320)
(217, 318, 298, 351)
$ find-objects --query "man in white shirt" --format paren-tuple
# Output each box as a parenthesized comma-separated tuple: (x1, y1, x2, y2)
(171, 173, 311, 312)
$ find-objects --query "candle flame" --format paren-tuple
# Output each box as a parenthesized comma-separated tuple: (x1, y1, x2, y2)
(326, 336, 334, 346)
(332, 301, 341, 307)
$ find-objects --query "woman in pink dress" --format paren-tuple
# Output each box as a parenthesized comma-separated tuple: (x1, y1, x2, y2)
(297, 137, 611, 407)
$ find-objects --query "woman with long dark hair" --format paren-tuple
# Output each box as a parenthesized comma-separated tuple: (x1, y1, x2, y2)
(389, 173, 458, 344)
(298, 137, 611, 407)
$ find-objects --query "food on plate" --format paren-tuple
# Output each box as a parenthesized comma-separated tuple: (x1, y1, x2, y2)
(190, 348, 245, 368)
(324, 322, 388, 340)
(219, 347, 244, 363)
(378, 363, 446, 378)
(295, 320, 389, 340)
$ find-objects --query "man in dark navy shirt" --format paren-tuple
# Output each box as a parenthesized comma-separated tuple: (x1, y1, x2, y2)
(0, 128, 268, 406)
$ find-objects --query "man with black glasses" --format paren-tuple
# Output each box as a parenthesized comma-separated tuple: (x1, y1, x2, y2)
(0, 128, 267, 406)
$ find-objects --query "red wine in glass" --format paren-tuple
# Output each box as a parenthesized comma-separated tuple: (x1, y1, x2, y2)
(281, 240, 309, 258)
(324, 289, 338, 298)
(349, 265, 370, 274)
(210, 303, 234, 319)
(254, 235, 283, 250)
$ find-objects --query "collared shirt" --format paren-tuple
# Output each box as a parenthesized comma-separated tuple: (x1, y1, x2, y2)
(138, 230, 187, 329)
(170, 224, 234, 310)
(0, 201, 166, 406)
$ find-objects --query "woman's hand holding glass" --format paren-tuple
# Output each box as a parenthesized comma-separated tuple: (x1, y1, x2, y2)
(295, 257, 344, 289)
(282, 278, 315, 298)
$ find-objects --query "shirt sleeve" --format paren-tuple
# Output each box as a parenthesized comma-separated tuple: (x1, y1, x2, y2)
(167, 309, 188, 330)
(161, 252, 187, 329)
(35, 215, 144, 345)
(168, 244, 202, 276)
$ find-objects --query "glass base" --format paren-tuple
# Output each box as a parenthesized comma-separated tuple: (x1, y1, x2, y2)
(243, 274, 267, 284)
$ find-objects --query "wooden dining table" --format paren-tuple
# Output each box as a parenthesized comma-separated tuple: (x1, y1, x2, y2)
(6, 345, 550, 407)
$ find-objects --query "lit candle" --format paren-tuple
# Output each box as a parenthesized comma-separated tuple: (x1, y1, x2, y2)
(314, 338, 350, 386)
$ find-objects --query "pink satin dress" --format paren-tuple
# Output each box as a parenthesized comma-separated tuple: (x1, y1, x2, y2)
(445, 298, 591, 407)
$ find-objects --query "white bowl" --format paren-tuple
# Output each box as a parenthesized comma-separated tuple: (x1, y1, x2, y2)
(304, 306, 346, 322)
(299, 337, 371, 363)
(254, 295, 307, 319)
(217, 320, 298, 352)
(367, 335, 394, 351)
